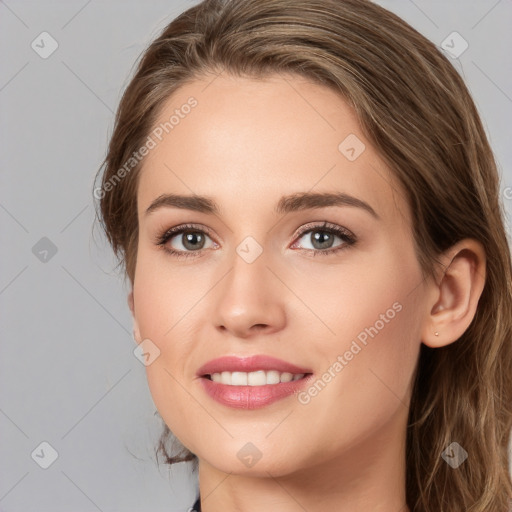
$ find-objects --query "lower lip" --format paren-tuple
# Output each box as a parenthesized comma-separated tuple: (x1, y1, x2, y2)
(199, 375, 312, 410)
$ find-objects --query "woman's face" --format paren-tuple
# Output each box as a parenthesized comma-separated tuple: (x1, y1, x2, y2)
(130, 73, 430, 477)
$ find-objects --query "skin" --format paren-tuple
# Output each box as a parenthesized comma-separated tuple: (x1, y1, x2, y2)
(128, 73, 486, 512)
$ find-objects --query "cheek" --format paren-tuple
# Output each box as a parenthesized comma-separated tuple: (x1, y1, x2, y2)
(132, 258, 194, 418)
(322, 299, 421, 450)
(305, 273, 422, 445)
(132, 250, 196, 343)
(310, 234, 423, 359)
(291, 300, 422, 466)
(305, 251, 424, 442)
(340, 249, 423, 387)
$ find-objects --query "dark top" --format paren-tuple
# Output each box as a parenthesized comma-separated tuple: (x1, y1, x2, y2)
(191, 496, 201, 512)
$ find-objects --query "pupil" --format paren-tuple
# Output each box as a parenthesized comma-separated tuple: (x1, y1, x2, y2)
(313, 231, 333, 249)
(183, 232, 204, 250)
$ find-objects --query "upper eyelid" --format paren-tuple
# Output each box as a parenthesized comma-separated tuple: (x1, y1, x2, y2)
(295, 221, 352, 234)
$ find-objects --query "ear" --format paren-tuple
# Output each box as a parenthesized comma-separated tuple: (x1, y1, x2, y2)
(421, 238, 486, 348)
(127, 290, 142, 344)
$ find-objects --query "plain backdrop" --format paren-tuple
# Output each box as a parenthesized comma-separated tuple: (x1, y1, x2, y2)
(1, 1, 511, 511)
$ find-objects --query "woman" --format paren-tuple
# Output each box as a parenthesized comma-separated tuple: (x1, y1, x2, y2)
(94, 0, 512, 510)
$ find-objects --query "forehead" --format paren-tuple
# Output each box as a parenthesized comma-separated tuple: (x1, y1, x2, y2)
(137, 73, 409, 226)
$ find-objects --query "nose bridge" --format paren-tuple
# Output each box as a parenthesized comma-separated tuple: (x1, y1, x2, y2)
(212, 235, 287, 336)
(224, 235, 272, 301)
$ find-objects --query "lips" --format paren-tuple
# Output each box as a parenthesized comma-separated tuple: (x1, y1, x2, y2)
(196, 355, 313, 410)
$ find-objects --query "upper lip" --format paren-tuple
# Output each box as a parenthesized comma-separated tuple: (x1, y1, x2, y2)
(197, 355, 312, 376)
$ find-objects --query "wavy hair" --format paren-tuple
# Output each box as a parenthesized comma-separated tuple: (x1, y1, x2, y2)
(94, 0, 512, 509)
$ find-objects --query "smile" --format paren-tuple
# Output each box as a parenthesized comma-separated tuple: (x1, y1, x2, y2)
(197, 354, 313, 409)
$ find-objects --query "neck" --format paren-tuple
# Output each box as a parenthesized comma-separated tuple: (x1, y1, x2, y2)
(197, 404, 410, 512)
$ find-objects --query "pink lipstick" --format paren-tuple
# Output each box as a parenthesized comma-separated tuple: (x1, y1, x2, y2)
(197, 355, 313, 410)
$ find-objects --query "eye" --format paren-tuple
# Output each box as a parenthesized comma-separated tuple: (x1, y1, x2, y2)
(291, 221, 356, 256)
(155, 223, 217, 260)
(155, 221, 356, 260)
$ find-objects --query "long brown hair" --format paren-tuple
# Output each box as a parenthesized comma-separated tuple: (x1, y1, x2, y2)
(93, 0, 512, 509)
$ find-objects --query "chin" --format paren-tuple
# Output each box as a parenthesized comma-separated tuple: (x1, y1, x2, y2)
(195, 438, 310, 477)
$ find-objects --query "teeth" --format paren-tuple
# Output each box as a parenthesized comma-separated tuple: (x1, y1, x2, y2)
(209, 371, 306, 386)
(280, 372, 293, 383)
(248, 370, 266, 386)
(231, 372, 247, 386)
(266, 370, 280, 384)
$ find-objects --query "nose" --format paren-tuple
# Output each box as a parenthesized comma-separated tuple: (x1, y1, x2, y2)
(212, 248, 287, 339)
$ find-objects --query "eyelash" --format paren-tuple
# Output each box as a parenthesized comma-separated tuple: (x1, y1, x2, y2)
(154, 222, 357, 260)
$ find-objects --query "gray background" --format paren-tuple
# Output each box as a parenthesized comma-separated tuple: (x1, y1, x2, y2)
(1, 1, 511, 511)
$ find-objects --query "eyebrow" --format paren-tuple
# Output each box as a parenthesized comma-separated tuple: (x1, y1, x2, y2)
(144, 191, 379, 219)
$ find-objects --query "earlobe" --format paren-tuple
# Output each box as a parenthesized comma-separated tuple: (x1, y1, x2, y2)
(421, 239, 486, 349)
(127, 291, 142, 344)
